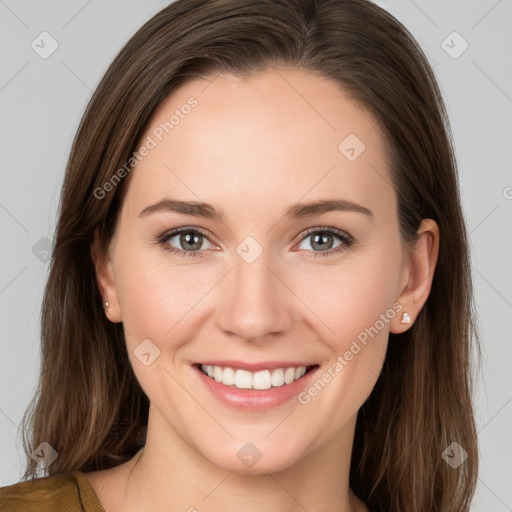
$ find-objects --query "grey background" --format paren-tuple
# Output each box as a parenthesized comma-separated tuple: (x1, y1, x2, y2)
(1, 0, 511, 510)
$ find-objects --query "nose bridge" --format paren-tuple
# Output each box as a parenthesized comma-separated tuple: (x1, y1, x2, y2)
(216, 237, 292, 341)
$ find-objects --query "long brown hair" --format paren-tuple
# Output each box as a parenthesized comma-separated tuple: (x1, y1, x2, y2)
(19, 0, 480, 510)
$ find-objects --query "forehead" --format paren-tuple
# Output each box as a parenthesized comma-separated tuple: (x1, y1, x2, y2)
(121, 67, 395, 224)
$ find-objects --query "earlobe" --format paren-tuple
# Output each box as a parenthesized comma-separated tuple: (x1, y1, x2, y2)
(90, 228, 122, 323)
(390, 219, 440, 334)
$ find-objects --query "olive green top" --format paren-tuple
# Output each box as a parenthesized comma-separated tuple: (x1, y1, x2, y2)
(0, 471, 105, 512)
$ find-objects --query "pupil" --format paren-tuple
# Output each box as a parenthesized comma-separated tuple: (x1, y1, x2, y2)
(312, 233, 333, 251)
(182, 232, 201, 250)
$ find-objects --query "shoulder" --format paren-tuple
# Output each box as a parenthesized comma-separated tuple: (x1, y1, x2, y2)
(0, 471, 105, 512)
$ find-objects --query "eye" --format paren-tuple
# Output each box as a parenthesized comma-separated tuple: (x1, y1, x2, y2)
(156, 226, 354, 259)
(295, 227, 354, 258)
(157, 227, 214, 259)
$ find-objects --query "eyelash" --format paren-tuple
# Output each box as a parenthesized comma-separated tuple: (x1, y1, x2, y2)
(156, 226, 355, 260)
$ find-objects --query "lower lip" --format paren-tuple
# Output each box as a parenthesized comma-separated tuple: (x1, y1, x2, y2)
(193, 364, 319, 411)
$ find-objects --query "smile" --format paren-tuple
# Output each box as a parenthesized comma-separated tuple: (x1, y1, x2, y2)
(199, 364, 316, 390)
(192, 360, 320, 410)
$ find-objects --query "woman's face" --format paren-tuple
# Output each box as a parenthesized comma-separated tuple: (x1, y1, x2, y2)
(96, 67, 413, 474)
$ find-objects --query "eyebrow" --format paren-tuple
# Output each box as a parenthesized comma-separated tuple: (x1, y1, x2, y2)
(138, 198, 373, 221)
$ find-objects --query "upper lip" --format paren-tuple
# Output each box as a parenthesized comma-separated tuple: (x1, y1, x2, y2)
(196, 360, 318, 372)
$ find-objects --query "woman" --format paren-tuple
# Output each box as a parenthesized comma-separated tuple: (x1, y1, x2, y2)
(0, 0, 479, 510)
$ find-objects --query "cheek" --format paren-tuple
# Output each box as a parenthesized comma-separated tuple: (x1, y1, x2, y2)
(112, 247, 214, 402)
(291, 243, 402, 411)
(114, 244, 211, 341)
(293, 243, 401, 346)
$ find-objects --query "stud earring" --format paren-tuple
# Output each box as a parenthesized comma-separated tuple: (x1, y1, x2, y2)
(400, 312, 411, 324)
(103, 301, 109, 310)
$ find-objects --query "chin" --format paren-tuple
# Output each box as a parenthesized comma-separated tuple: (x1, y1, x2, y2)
(201, 437, 305, 475)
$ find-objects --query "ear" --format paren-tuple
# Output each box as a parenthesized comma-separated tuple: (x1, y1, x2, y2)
(90, 228, 122, 323)
(390, 219, 440, 334)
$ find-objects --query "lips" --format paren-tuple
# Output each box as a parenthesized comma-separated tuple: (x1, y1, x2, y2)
(192, 361, 320, 410)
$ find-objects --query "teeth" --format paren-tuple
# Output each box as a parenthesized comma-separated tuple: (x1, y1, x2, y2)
(235, 369, 253, 389)
(200, 364, 308, 390)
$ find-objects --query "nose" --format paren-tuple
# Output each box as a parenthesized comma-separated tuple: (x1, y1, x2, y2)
(216, 248, 294, 343)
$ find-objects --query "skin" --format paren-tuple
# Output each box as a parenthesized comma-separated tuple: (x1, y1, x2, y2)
(87, 66, 439, 512)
